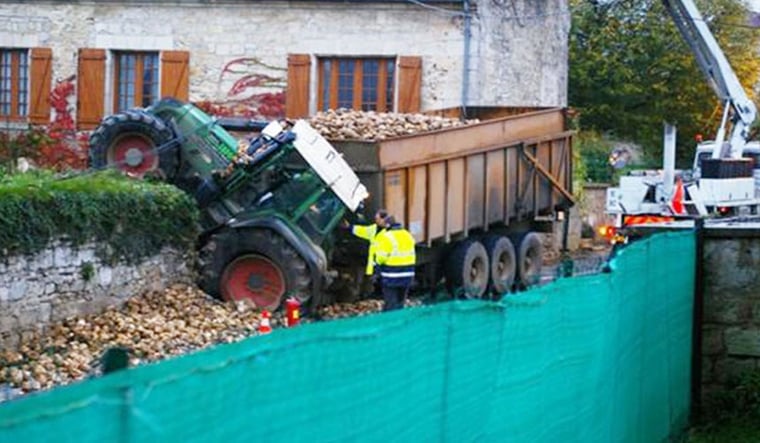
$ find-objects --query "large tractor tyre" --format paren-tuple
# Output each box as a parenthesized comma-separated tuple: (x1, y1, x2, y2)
(514, 232, 543, 289)
(445, 239, 490, 299)
(198, 228, 312, 311)
(483, 235, 516, 298)
(89, 110, 179, 180)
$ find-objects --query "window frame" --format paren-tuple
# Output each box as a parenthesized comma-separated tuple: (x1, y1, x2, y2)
(0, 48, 29, 121)
(317, 57, 395, 112)
(112, 50, 160, 113)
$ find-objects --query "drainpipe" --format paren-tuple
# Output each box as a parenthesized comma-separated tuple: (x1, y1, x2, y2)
(461, 0, 471, 119)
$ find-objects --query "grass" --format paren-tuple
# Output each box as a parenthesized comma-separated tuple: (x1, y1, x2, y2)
(686, 417, 760, 443)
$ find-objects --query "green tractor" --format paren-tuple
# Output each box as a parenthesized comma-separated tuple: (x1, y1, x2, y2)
(88, 98, 368, 311)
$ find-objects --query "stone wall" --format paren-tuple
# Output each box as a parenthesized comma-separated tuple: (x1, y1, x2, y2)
(0, 0, 569, 111)
(701, 233, 760, 400)
(581, 184, 612, 233)
(0, 241, 193, 347)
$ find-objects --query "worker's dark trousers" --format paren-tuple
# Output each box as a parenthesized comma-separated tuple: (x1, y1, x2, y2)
(382, 285, 409, 311)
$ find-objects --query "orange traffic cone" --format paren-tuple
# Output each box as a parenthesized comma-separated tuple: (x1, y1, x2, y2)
(258, 310, 272, 334)
(671, 177, 686, 215)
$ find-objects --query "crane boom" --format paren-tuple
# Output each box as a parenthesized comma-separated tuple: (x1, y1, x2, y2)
(662, 0, 757, 159)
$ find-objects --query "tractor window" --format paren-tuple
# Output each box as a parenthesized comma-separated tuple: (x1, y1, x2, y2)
(298, 192, 343, 243)
(305, 192, 342, 231)
(113, 51, 159, 112)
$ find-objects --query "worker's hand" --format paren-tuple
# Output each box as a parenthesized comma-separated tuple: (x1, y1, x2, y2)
(340, 219, 351, 230)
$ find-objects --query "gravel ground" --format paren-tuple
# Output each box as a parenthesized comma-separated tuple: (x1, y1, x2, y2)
(0, 246, 611, 402)
(0, 285, 423, 402)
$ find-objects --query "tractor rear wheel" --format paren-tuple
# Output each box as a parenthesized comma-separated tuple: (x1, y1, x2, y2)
(89, 109, 179, 180)
(483, 235, 516, 297)
(445, 239, 489, 299)
(198, 228, 312, 311)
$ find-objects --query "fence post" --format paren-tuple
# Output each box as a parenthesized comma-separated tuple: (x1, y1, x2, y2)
(690, 218, 705, 421)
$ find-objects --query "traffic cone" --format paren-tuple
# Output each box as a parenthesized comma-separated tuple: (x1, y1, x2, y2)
(258, 310, 272, 334)
(671, 177, 686, 215)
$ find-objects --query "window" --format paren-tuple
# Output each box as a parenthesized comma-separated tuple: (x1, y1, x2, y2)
(286, 54, 419, 119)
(0, 49, 29, 119)
(113, 51, 159, 112)
(317, 57, 395, 112)
(77, 49, 189, 130)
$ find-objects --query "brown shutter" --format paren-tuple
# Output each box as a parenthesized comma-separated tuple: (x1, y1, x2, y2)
(286, 54, 311, 119)
(160, 50, 189, 101)
(397, 56, 422, 113)
(29, 47, 52, 125)
(76, 48, 106, 130)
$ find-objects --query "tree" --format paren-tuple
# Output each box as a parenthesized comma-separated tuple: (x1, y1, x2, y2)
(569, 0, 760, 167)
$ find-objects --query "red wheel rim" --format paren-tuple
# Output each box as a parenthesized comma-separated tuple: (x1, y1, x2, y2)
(220, 254, 286, 309)
(108, 134, 158, 176)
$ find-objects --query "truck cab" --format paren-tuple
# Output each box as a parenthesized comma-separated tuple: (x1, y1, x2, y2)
(693, 141, 760, 195)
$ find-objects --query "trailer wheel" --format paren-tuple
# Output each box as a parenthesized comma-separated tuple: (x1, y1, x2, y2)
(89, 109, 179, 180)
(198, 228, 312, 310)
(483, 235, 516, 297)
(445, 239, 489, 299)
(515, 232, 543, 288)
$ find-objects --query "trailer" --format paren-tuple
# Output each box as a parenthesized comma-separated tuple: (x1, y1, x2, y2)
(331, 107, 574, 298)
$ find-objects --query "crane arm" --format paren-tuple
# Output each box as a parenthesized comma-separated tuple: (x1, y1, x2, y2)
(662, 0, 757, 158)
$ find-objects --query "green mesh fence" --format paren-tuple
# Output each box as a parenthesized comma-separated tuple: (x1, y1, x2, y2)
(0, 231, 695, 442)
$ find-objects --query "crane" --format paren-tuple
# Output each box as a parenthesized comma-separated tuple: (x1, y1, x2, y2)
(604, 0, 760, 231)
(663, 0, 757, 160)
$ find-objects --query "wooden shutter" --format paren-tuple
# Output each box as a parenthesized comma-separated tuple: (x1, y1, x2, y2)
(29, 47, 52, 125)
(286, 54, 311, 119)
(160, 50, 189, 101)
(397, 56, 422, 113)
(76, 48, 106, 130)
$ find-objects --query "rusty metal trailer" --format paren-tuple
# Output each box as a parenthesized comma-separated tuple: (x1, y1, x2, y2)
(331, 107, 574, 298)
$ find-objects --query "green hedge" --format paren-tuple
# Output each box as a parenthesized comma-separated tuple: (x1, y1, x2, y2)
(0, 171, 200, 264)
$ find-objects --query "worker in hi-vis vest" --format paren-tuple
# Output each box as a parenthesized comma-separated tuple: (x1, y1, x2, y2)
(348, 209, 416, 311)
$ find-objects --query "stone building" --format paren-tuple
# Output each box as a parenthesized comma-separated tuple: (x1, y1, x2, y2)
(0, 0, 570, 129)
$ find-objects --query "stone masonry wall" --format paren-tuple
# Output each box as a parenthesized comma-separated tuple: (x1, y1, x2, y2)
(702, 235, 760, 400)
(0, 241, 193, 348)
(0, 0, 569, 111)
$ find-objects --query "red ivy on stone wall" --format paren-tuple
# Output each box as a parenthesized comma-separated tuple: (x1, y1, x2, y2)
(36, 77, 88, 171)
(194, 91, 285, 121)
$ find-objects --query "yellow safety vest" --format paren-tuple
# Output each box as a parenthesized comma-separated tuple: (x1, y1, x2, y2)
(374, 227, 416, 283)
(351, 223, 382, 275)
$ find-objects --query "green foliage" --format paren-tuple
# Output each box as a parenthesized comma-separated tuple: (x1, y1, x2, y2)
(0, 170, 200, 264)
(575, 131, 614, 183)
(574, 130, 650, 185)
(80, 261, 95, 282)
(0, 127, 49, 174)
(687, 416, 760, 443)
(700, 369, 760, 424)
(690, 368, 760, 442)
(569, 0, 760, 168)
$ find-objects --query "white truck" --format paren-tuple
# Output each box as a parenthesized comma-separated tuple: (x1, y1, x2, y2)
(605, 0, 760, 227)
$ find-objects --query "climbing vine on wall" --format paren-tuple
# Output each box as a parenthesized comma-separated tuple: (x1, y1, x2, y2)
(37, 77, 88, 171)
(194, 57, 286, 120)
(0, 77, 89, 173)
